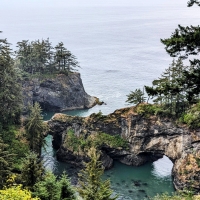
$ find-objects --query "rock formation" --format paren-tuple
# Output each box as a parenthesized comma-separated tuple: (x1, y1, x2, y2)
(22, 73, 97, 112)
(47, 106, 200, 193)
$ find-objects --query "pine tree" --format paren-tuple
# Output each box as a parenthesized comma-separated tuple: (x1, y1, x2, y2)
(0, 37, 22, 126)
(21, 151, 45, 189)
(16, 40, 31, 73)
(54, 42, 79, 73)
(33, 172, 60, 200)
(77, 147, 118, 200)
(0, 137, 15, 188)
(59, 172, 76, 200)
(44, 38, 54, 73)
(188, 0, 200, 6)
(33, 172, 76, 200)
(25, 102, 47, 156)
(145, 59, 190, 116)
(161, 1, 200, 103)
(126, 88, 146, 105)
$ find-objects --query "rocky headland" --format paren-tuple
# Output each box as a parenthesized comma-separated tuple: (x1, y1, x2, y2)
(22, 73, 98, 113)
(47, 105, 200, 193)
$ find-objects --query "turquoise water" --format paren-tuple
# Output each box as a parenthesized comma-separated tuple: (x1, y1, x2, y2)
(43, 112, 174, 199)
(103, 160, 174, 199)
(2, 0, 198, 198)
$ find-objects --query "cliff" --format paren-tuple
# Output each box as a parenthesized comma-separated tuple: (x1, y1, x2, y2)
(47, 105, 200, 193)
(22, 73, 97, 112)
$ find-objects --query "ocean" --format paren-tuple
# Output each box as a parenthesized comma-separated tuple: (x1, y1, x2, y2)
(1, 0, 199, 199)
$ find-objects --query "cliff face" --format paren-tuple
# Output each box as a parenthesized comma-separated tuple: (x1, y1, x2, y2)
(22, 73, 97, 112)
(47, 106, 200, 193)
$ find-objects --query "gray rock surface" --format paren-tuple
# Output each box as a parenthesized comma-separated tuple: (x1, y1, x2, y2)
(47, 106, 200, 193)
(22, 73, 97, 112)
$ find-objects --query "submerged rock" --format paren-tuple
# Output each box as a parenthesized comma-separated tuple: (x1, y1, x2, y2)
(134, 181, 141, 187)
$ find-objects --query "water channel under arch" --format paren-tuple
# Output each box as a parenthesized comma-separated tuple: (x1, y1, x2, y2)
(43, 111, 175, 199)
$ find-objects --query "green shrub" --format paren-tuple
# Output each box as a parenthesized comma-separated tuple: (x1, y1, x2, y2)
(64, 129, 128, 154)
(136, 104, 164, 117)
(94, 133, 128, 149)
(180, 102, 200, 128)
(152, 190, 196, 200)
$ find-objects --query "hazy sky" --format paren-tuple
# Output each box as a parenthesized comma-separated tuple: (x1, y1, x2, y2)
(1, 0, 188, 8)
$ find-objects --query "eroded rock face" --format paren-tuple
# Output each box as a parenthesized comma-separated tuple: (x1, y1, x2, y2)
(22, 73, 97, 112)
(47, 106, 200, 193)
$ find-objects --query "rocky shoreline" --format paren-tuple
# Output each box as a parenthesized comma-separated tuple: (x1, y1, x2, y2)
(47, 106, 200, 193)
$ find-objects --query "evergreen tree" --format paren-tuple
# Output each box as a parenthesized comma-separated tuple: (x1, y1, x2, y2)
(161, 1, 200, 103)
(145, 59, 189, 116)
(188, 0, 200, 6)
(126, 88, 146, 105)
(31, 39, 49, 73)
(16, 40, 32, 73)
(0, 37, 22, 126)
(0, 137, 14, 188)
(44, 38, 54, 73)
(21, 151, 45, 189)
(77, 147, 118, 200)
(33, 172, 76, 200)
(25, 102, 47, 156)
(16, 39, 79, 75)
(33, 172, 60, 200)
(55, 42, 79, 73)
(59, 172, 76, 200)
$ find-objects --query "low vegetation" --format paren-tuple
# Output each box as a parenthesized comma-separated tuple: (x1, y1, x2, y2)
(180, 102, 200, 129)
(64, 129, 128, 154)
(0, 0, 200, 199)
(152, 192, 200, 200)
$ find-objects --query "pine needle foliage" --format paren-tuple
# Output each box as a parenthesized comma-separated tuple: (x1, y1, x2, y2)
(126, 88, 146, 105)
(160, 2, 200, 104)
(0, 137, 15, 188)
(21, 151, 45, 189)
(33, 172, 60, 200)
(59, 172, 77, 200)
(0, 37, 22, 126)
(77, 147, 118, 200)
(25, 102, 47, 156)
(188, 0, 200, 7)
(33, 172, 76, 200)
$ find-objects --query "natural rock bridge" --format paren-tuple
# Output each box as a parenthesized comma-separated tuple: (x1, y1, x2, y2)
(47, 106, 200, 193)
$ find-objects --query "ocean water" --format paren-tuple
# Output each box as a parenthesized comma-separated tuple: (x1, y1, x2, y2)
(1, 0, 199, 199)
(43, 135, 174, 200)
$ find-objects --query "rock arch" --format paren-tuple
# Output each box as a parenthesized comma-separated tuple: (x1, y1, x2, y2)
(47, 107, 200, 193)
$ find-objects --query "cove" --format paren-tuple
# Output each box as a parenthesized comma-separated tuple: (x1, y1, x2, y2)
(43, 111, 175, 199)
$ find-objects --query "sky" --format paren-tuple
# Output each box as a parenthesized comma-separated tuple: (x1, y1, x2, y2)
(0, 0, 189, 8)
